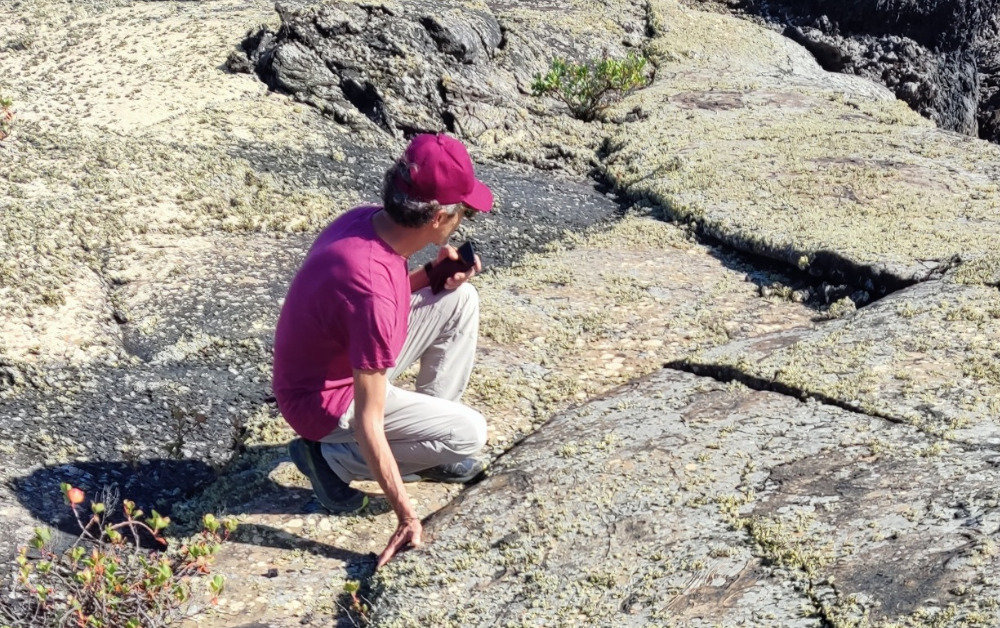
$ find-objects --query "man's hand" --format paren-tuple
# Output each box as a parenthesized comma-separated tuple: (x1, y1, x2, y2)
(377, 516, 423, 569)
(435, 245, 482, 291)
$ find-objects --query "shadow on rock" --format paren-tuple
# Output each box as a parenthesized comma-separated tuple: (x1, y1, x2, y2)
(230, 523, 374, 568)
(11, 458, 218, 547)
(9, 444, 388, 558)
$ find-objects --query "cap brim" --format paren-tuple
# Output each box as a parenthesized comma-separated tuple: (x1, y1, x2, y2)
(462, 180, 494, 212)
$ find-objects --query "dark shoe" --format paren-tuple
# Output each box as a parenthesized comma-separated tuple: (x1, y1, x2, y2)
(417, 457, 488, 484)
(288, 438, 368, 514)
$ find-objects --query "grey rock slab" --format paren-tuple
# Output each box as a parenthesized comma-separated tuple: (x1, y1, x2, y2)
(677, 276, 1000, 447)
(602, 0, 1000, 294)
(750, 444, 1000, 623)
(370, 368, 1000, 625)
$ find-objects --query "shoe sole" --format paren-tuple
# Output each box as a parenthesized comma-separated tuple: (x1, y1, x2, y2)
(288, 439, 368, 514)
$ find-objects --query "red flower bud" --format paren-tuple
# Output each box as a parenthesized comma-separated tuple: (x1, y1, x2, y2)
(66, 487, 85, 505)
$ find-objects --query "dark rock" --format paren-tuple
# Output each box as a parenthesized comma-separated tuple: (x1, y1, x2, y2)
(238, 0, 643, 138)
(224, 49, 254, 74)
(0, 362, 23, 391)
(723, 0, 1000, 140)
(419, 9, 503, 64)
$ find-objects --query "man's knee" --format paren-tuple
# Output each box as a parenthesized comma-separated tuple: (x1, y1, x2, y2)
(450, 410, 487, 456)
(453, 282, 479, 315)
(456, 280, 478, 302)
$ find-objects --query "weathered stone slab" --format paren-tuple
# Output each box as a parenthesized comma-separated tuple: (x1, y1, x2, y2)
(602, 0, 1000, 293)
(371, 369, 1000, 626)
(677, 274, 1000, 447)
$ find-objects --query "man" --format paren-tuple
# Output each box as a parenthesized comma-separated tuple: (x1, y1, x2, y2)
(272, 133, 493, 568)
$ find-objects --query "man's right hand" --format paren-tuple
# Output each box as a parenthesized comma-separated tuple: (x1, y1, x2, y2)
(377, 516, 423, 569)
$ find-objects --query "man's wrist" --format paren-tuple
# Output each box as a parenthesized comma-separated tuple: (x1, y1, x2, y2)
(396, 504, 419, 522)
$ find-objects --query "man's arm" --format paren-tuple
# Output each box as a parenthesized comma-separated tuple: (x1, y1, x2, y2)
(353, 368, 422, 568)
(408, 245, 483, 293)
(408, 263, 431, 292)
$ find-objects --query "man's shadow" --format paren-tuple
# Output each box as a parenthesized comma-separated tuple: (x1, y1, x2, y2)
(9, 445, 376, 573)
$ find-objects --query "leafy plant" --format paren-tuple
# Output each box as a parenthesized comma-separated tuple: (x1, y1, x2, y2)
(0, 94, 13, 141)
(0, 484, 238, 627)
(338, 580, 373, 627)
(530, 52, 651, 121)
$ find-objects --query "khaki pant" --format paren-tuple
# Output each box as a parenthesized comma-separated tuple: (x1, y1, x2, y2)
(318, 283, 487, 482)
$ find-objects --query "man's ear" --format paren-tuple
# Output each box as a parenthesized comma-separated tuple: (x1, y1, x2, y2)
(430, 207, 449, 228)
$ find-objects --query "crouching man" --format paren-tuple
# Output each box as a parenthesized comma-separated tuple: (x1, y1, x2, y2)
(272, 134, 493, 567)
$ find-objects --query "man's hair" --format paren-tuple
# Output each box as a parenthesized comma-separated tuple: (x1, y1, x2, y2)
(381, 159, 463, 227)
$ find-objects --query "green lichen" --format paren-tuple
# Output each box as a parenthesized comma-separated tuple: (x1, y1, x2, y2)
(602, 0, 1000, 289)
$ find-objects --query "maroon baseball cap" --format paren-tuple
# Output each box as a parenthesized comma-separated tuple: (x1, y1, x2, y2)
(396, 133, 493, 212)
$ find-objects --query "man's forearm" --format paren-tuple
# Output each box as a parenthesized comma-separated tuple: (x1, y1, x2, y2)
(355, 417, 416, 520)
(353, 369, 416, 521)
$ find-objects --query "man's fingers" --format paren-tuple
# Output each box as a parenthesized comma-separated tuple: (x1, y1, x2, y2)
(473, 254, 482, 273)
(376, 548, 391, 569)
(376, 525, 421, 569)
(437, 245, 458, 262)
(376, 534, 405, 569)
(376, 545, 404, 569)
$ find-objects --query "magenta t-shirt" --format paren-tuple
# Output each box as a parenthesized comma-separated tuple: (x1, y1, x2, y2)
(272, 206, 410, 440)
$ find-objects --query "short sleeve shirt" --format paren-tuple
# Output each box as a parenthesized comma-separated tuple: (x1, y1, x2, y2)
(272, 206, 410, 440)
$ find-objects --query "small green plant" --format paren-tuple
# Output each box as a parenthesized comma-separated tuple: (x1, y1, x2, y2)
(0, 94, 13, 141)
(340, 580, 372, 626)
(531, 52, 650, 121)
(0, 484, 238, 627)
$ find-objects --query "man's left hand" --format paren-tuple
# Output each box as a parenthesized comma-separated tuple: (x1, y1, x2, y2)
(435, 245, 482, 291)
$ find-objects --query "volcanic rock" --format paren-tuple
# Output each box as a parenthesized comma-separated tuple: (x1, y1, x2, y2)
(716, 0, 1000, 141)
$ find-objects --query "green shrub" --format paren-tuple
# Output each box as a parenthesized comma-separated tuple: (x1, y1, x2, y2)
(0, 484, 237, 627)
(530, 52, 651, 121)
(0, 94, 12, 141)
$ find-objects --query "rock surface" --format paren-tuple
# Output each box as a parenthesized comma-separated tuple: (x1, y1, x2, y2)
(241, 0, 644, 140)
(602, 0, 1000, 296)
(3, 0, 1000, 625)
(676, 273, 1000, 447)
(711, 0, 1000, 142)
(372, 368, 1000, 626)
